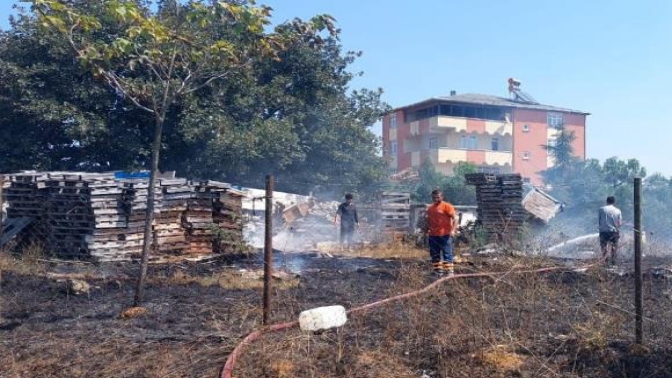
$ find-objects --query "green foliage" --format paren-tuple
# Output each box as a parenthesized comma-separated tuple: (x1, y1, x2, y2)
(411, 158, 446, 203)
(540, 156, 672, 240)
(542, 124, 577, 182)
(0, 10, 151, 172)
(443, 162, 478, 205)
(1, 1, 387, 194)
(30, 0, 333, 116)
(411, 158, 477, 205)
(643, 174, 672, 237)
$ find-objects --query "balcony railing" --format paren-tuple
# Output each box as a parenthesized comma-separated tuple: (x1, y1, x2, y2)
(430, 148, 512, 166)
(428, 116, 513, 135)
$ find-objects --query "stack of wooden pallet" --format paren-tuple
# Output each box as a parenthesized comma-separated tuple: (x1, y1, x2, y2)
(4, 173, 45, 219)
(183, 183, 214, 255)
(42, 172, 124, 259)
(3, 172, 46, 242)
(153, 178, 190, 254)
(1, 171, 246, 261)
(212, 185, 244, 252)
(465, 173, 525, 240)
(113, 179, 158, 258)
(380, 191, 411, 233)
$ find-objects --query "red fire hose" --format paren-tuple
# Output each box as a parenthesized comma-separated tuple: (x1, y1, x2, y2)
(221, 260, 602, 378)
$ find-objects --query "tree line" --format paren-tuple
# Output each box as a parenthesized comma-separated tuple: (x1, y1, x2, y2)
(543, 125, 671, 238)
(409, 124, 672, 241)
(0, 0, 389, 195)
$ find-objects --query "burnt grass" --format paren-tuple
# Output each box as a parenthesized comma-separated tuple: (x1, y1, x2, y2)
(2, 250, 672, 377)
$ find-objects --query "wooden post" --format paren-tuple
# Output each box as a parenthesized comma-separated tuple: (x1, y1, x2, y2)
(0, 174, 4, 243)
(0, 174, 4, 323)
(263, 175, 274, 325)
(634, 177, 643, 344)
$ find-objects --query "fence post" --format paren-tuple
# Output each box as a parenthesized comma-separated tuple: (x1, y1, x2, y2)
(0, 174, 3, 323)
(634, 177, 643, 344)
(263, 174, 274, 325)
(0, 174, 4, 243)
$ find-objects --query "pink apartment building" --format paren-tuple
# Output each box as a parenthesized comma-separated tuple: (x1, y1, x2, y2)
(382, 82, 588, 185)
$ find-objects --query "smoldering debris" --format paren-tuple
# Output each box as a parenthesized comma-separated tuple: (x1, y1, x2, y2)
(243, 196, 379, 252)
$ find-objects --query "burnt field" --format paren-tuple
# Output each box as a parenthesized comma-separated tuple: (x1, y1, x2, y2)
(2, 245, 672, 377)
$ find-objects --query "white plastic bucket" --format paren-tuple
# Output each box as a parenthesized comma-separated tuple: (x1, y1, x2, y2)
(299, 305, 347, 331)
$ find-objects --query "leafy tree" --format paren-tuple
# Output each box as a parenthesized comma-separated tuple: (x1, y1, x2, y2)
(543, 157, 652, 238)
(2, 3, 387, 196)
(443, 162, 477, 205)
(0, 8, 151, 172)
(602, 157, 646, 188)
(411, 159, 477, 205)
(31, 0, 334, 306)
(412, 158, 447, 203)
(166, 36, 389, 193)
(542, 124, 577, 183)
(643, 174, 672, 237)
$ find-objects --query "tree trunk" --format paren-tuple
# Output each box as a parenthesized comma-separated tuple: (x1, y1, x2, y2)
(133, 116, 165, 307)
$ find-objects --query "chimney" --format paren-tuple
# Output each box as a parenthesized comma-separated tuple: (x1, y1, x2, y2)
(450, 90, 456, 96)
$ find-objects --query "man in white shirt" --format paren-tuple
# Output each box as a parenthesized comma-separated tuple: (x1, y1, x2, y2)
(598, 196, 622, 265)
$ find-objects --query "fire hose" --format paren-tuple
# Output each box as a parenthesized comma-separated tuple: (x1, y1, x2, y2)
(220, 259, 605, 378)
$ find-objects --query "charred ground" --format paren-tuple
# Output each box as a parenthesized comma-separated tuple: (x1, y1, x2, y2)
(2, 245, 672, 377)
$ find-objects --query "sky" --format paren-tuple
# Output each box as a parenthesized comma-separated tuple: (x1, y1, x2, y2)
(2, 1, 672, 176)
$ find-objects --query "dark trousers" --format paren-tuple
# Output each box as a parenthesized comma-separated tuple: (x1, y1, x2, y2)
(599, 231, 619, 261)
(340, 224, 355, 245)
(428, 235, 453, 263)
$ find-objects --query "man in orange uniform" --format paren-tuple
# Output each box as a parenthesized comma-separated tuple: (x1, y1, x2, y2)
(425, 189, 458, 275)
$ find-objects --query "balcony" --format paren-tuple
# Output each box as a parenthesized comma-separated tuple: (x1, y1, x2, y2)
(430, 148, 512, 166)
(428, 116, 512, 136)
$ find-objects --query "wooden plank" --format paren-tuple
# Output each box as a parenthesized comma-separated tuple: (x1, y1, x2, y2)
(0, 217, 34, 246)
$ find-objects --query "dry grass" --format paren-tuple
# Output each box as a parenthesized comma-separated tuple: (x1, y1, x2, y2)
(480, 345, 526, 372)
(4, 241, 672, 377)
(332, 241, 428, 260)
(0, 242, 47, 276)
(155, 269, 300, 290)
(234, 253, 672, 377)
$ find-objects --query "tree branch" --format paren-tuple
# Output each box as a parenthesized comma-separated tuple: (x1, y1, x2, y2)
(104, 72, 155, 114)
(181, 59, 254, 96)
(36, 7, 155, 115)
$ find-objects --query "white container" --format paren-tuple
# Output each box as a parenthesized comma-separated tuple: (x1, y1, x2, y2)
(299, 305, 347, 331)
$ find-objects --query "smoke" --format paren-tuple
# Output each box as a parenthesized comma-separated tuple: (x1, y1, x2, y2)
(273, 216, 341, 252)
(243, 200, 344, 253)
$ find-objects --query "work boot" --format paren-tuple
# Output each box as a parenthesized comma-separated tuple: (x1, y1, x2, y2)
(442, 262, 455, 276)
(432, 262, 445, 276)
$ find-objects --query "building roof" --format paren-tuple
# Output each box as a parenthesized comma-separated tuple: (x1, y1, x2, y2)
(393, 93, 590, 115)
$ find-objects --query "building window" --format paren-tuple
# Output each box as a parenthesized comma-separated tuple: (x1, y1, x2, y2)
(491, 137, 499, 151)
(429, 137, 438, 149)
(469, 135, 478, 149)
(522, 151, 530, 160)
(390, 141, 397, 154)
(547, 113, 563, 128)
(389, 114, 397, 129)
(459, 135, 479, 150)
(459, 135, 468, 149)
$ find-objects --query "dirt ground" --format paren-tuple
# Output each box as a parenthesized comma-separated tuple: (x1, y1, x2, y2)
(2, 244, 672, 377)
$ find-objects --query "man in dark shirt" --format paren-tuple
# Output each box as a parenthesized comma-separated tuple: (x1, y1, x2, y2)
(335, 193, 359, 247)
